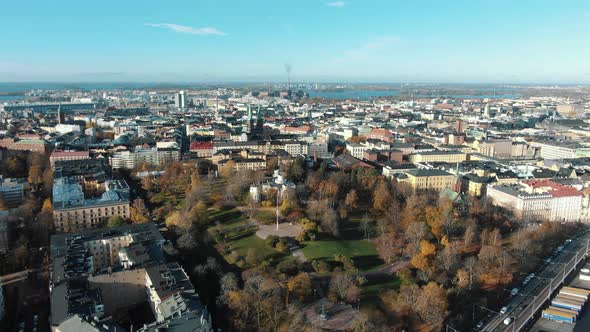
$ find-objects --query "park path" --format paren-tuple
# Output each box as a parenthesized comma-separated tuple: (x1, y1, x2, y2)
(235, 206, 308, 262)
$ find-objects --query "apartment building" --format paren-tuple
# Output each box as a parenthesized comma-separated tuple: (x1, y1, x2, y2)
(346, 142, 371, 159)
(0, 176, 25, 208)
(408, 150, 467, 164)
(110, 144, 180, 170)
(49, 223, 212, 331)
(487, 179, 583, 222)
(50, 150, 91, 169)
(189, 141, 214, 158)
(52, 177, 130, 233)
(530, 141, 590, 160)
(398, 169, 455, 192)
(218, 158, 267, 172)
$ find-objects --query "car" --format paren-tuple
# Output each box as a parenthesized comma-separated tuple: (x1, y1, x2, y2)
(545, 258, 552, 263)
(504, 317, 513, 325)
(566, 238, 573, 243)
(500, 306, 508, 314)
(523, 278, 530, 285)
(476, 321, 485, 329)
(511, 288, 519, 296)
(557, 245, 564, 251)
(33, 314, 39, 322)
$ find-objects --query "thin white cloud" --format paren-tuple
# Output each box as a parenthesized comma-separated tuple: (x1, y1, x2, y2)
(340, 36, 400, 60)
(145, 23, 227, 36)
(327, 1, 346, 8)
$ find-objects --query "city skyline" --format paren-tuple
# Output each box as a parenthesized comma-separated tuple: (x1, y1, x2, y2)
(1, 0, 590, 83)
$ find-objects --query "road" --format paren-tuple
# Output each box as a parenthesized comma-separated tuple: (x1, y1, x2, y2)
(481, 231, 590, 332)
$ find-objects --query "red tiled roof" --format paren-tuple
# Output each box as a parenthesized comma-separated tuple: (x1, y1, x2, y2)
(50, 151, 90, 158)
(190, 141, 213, 151)
(522, 179, 583, 197)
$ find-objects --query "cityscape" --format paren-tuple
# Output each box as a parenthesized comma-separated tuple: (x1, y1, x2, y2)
(2, 1, 590, 332)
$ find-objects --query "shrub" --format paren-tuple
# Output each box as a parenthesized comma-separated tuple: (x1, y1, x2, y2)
(265, 235, 280, 248)
(311, 259, 331, 274)
(275, 241, 290, 253)
(277, 259, 299, 276)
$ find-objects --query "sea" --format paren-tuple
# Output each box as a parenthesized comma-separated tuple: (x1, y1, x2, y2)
(0, 82, 522, 101)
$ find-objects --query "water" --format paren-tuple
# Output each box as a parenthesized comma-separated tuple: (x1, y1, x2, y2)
(306, 89, 399, 99)
(0, 83, 522, 101)
(415, 94, 522, 99)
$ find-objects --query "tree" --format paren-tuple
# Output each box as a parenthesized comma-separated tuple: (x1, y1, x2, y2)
(287, 158, 305, 182)
(130, 199, 149, 224)
(220, 160, 236, 178)
(329, 273, 355, 302)
(42, 168, 54, 195)
(319, 179, 339, 207)
(360, 213, 372, 240)
(425, 206, 443, 241)
(321, 207, 340, 238)
(376, 230, 402, 264)
(246, 248, 259, 266)
(190, 171, 201, 191)
(420, 240, 437, 257)
(189, 201, 208, 228)
(0, 198, 8, 211)
(287, 272, 313, 303)
(344, 189, 359, 210)
(107, 215, 125, 228)
(244, 197, 259, 221)
(42, 198, 52, 213)
(456, 269, 470, 290)
(28, 165, 43, 188)
(15, 245, 28, 267)
(373, 180, 392, 213)
(416, 282, 448, 328)
(166, 211, 191, 232)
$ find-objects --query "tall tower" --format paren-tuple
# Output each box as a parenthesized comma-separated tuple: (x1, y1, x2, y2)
(174, 91, 187, 109)
(57, 104, 65, 124)
(246, 104, 253, 133)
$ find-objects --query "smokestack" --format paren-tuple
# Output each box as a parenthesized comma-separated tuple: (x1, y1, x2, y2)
(284, 63, 292, 91)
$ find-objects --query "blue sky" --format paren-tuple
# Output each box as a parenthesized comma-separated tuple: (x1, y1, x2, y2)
(1, 0, 589, 83)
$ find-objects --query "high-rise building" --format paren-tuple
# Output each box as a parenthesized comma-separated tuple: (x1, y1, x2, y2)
(174, 91, 187, 109)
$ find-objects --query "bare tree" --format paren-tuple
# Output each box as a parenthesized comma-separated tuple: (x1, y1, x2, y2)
(360, 213, 372, 240)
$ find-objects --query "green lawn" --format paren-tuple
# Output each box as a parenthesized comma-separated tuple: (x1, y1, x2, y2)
(362, 278, 401, 297)
(301, 240, 383, 271)
(230, 233, 278, 259)
(222, 232, 287, 268)
(206, 207, 289, 268)
(208, 208, 248, 227)
(255, 209, 277, 224)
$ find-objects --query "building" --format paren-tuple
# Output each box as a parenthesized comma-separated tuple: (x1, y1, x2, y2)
(50, 151, 91, 169)
(189, 141, 214, 158)
(0, 281, 4, 321)
(408, 151, 467, 164)
(110, 144, 180, 170)
(487, 179, 583, 222)
(0, 219, 7, 254)
(474, 139, 512, 159)
(0, 176, 25, 208)
(218, 158, 267, 172)
(174, 91, 187, 109)
(557, 104, 585, 118)
(530, 141, 590, 160)
(52, 178, 130, 233)
(49, 223, 212, 331)
(398, 169, 455, 192)
(333, 154, 374, 171)
(346, 142, 370, 159)
(0, 138, 47, 153)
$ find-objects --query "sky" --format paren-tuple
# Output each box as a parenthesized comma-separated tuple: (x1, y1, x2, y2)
(1, 0, 589, 83)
